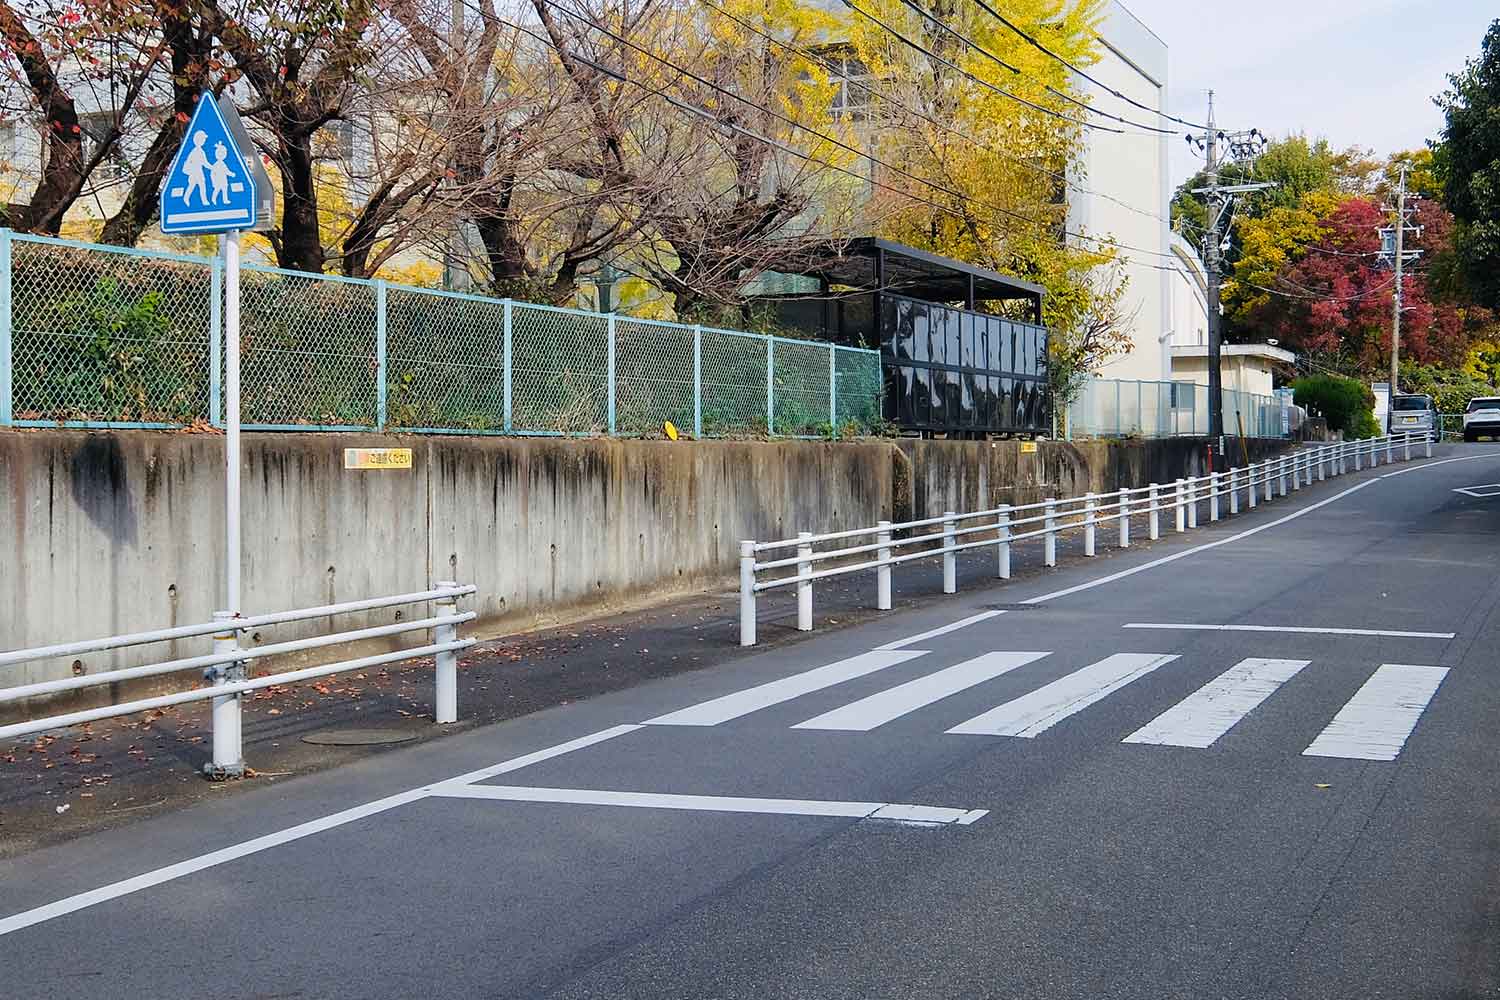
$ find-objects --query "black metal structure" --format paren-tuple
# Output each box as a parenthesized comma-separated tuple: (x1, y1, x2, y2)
(752, 239, 1051, 436)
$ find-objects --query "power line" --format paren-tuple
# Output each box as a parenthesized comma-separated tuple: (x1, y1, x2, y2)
(880, 0, 1178, 136)
(697, 0, 1170, 226)
(963, 0, 1212, 132)
(524, 1, 1185, 265)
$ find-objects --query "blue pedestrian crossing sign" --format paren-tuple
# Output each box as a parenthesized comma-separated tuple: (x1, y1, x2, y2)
(160, 92, 261, 234)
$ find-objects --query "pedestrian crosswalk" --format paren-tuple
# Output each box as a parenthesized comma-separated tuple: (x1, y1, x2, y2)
(646, 649, 1449, 761)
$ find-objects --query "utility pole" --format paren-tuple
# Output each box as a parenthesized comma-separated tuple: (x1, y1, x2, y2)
(1187, 92, 1271, 458)
(1381, 165, 1421, 404)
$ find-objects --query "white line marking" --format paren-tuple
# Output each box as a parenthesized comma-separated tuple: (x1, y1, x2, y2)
(644, 650, 927, 727)
(948, 653, 1179, 738)
(0, 725, 640, 938)
(1453, 484, 1500, 498)
(792, 651, 1050, 732)
(1123, 657, 1310, 749)
(875, 610, 1007, 650)
(432, 784, 988, 826)
(431, 724, 643, 787)
(1380, 453, 1500, 478)
(1122, 623, 1456, 640)
(1021, 481, 1379, 605)
(1302, 663, 1449, 761)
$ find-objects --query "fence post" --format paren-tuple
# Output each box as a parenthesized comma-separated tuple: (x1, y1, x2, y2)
(1425, 431, 1433, 459)
(766, 337, 775, 436)
(1149, 484, 1160, 540)
(1186, 478, 1199, 529)
(1248, 466, 1258, 508)
(828, 346, 837, 431)
(375, 279, 388, 431)
(877, 520, 894, 608)
(1041, 499, 1058, 565)
(434, 582, 459, 724)
(1118, 491, 1131, 548)
(1354, 440, 1363, 471)
(1292, 452, 1303, 490)
(209, 250, 222, 428)
(606, 313, 617, 435)
(1084, 494, 1097, 556)
(739, 541, 757, 647)
(996, 506, 1012, 578)
(1404, 434, 1411, 462)
(1319, 445, 1328, 481)
(0, 228, 8, 426)
(1229, 468, 1240, 515)
(206, 611, 245, 780)
(692, 325, 703, 439)
(1210, 472, 1220, 521)
(1279, 456, 1289, 496)
(1175, 479, 1187, 533)
(1263, 460, 1275, 501)
(795, 532, 814, 631)
(942, 512, 958, 593)
(1385, 434, 1394, 465)
(502, 300, 513, 432)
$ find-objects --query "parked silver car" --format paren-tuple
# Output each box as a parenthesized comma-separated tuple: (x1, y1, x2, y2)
(1388, 393, 1438, 437)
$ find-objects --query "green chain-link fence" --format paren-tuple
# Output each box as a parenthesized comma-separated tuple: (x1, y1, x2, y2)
(0, 231, 883, 437)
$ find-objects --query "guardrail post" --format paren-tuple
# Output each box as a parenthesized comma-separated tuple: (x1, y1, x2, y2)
(797, 532, 814, 631)
(1248, 465, 1258, 508)
(1118, 492, 1130, 548)
(1083, 494, 1097, 556)
(1279, 456, 1289, 496)
(0, 228, 10, 427)
(1292, 452, 1303, 490)
(1403, 434, 1412, 462)
(1044, 500, 1058, 566)
(693, 325, 703, 439)
(1385, 434, 1393, 465)
(1318, 445, 1327, 481)
(877, 520, 894, 608)
(942, 513, 958, 593)
(739, 541, 756, 647)
(434, 583, 459, 724)
(1186, 478, 1199, 529)
(1354, 441, 1363, 471)
(206, 611, 245, 780)
(502, 300, 513, 432)
(375, 279, 388, 430)
(1174, 479, 1187, 533)
(1229, 468, 1240, 515)
(1263, 460, 1274, 502)
(1425, 431, 1433, 459)
(1148, 484, 1160, 540)
(996, 506, 1012, 579)
(1210, 472, 1220, 521)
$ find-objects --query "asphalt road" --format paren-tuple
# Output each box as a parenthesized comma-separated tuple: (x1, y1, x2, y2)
(4, 444, 1500, 1000)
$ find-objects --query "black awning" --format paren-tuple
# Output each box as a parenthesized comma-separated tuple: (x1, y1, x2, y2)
(801, 238, 1045, 309)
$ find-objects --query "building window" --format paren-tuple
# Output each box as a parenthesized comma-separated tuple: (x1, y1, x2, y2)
(79, 112, 128, 182)
(824, 53, 875, 122)
(323, 120, 355, 163)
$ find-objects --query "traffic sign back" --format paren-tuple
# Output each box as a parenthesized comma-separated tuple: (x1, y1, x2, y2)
(160, 93, 259, 234)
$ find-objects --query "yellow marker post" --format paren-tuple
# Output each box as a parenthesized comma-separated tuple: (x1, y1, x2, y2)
(344, 448, 413, 470)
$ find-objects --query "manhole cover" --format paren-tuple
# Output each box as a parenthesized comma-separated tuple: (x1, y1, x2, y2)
(301, 728, 419, 747)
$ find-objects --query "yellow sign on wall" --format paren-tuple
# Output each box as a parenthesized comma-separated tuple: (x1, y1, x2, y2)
(1020, 442, 1039, 454)
(344, 448, 412, 470)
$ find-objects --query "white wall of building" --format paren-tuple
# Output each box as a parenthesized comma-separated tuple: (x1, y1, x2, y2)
(1068, 1, 1173, 384)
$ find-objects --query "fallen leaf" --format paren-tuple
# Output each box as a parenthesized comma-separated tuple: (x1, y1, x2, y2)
(1314, 783, 1331, 790)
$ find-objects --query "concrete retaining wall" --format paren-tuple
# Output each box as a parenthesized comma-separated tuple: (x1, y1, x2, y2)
(0, 430, 1289, 717)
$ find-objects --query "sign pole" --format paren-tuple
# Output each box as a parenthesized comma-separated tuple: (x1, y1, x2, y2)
(225, 229, 241, 614)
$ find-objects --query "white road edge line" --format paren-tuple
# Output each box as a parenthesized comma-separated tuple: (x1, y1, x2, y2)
(432, 784, 988, 826)
(1380, 453, 1500, 478)
(875, 610, 1006, 650)
(1122, 623, 1456, 640)
(0, 724, 643, 939)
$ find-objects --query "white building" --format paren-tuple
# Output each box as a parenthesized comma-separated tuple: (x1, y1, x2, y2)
(1068, 1, 1173, 384)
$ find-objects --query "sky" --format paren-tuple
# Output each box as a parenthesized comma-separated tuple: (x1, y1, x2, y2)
(1116, 0, 1497, 186)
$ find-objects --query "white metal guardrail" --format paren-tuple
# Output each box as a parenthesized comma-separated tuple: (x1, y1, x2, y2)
(0, 583, 477, 778)
(738, 434, 1433, 646)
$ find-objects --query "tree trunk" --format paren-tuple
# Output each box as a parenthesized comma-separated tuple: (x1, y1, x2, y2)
(276, 127, 324, 272)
